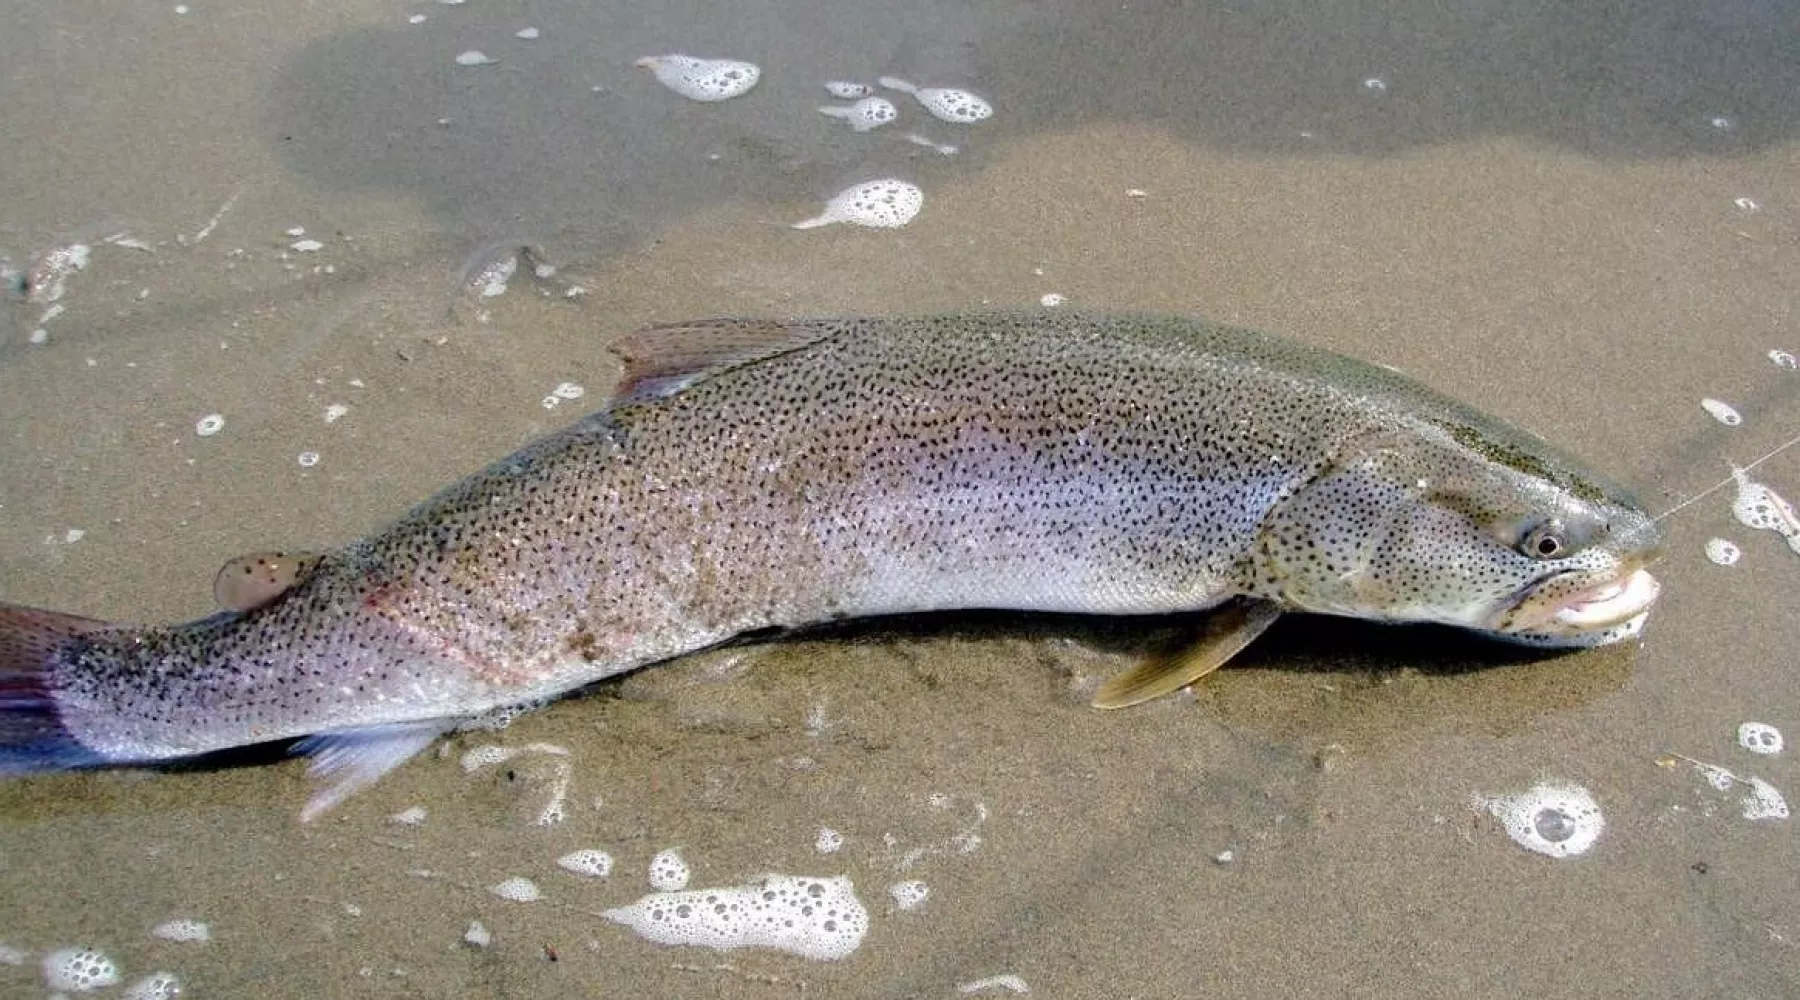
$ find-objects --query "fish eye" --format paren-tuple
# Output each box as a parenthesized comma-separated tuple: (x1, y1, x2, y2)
(1520, 520, 1568, 560)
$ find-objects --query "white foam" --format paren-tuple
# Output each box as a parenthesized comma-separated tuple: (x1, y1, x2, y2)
(455, 50, 497, 67)
(390, 805, 428, 826)
(1729, 469, 1800, 553)
(1479, 782, 1604, 858)
(1704, 538, 1741, 565)
(1040, 293, 1066, 308)
(888, 880, 929, 910)
(1770, 349, 1798, 370)
(27, 243, 90, 304)
(818, 97, 898, 132)
(648, 849, 691, 890)
(636, 55, 759, 102)
(464, 920, 492, 947)
(1663, 754, 1789, 821)
(1734, 196, 1760, 213)
(960, 975, 1032, 995)
(150, 918, 210, 943)
(461, 745, 518, 772)
(791, 179, 923, 230)
(195, 413, 225, 437)
(1737, 722, 1783, 755)
(603, 873, 869, 961)
(0, 942, 26, 964)
(824, 81, 873, 99)
(814, 827, 844, 854)
(489, 876, 542, 902)
(121, 972, 182, 1000)
(1743, 778, 1789, 820)
(1701, 398, 1742, 426)
(902, 133, 959, 156)
(42, 946, 120, 992)
(324, 403, 349, 424)
(878, 76, 993, 123)
(557, 849, 614, 878)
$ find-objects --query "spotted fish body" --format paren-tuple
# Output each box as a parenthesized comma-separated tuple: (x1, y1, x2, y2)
(0, 312, 1661, 815)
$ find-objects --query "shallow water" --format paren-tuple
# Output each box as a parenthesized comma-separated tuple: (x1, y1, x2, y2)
(3, 1, 1798, 996)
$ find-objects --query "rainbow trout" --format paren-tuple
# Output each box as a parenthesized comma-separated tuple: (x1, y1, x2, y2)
(0, 312, 1662, 817)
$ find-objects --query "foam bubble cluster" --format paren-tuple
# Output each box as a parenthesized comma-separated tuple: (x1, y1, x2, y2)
(1479, 782, 1604, 858)
(464, 920, 492, 947)
(824, 81, 873, 99)
(888, 880, 929, 910)
(814, 827, 844, 854)
(1737, 722, 1783, 755)
(1663, 754, 1788, 821)
(1730, 469, 1800, 554)
(791, 180, 923, 230)
(1700, 398, 1742, 426)
(489, 876, 543, 902)
(818, 96, 899, 132)
(42, 946, 120, 992)
(959, 975, 1032, 995)
(121, 972, 182, 1000)
(603, 874, 869, 961)
(150, 918, 210, 943)
(878, 76, 993, 123)
(26, 243, 90, 304)
(636, 55, 760, 102)
(1770, 349, 1798, 370)
(558, 849, 614, 878)
(1742, 777, 1789, 820)
(1704, 538, 1741, 565)
(648, 849, 692, 890)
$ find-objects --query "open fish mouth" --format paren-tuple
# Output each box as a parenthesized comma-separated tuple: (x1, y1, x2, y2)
(1490, 565, 1661, 645)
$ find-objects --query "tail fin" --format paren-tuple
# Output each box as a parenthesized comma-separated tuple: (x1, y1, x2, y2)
(0, 603, 112, 772)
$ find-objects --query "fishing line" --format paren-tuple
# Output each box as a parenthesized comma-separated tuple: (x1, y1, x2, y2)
(1652, 427, 1800, 522)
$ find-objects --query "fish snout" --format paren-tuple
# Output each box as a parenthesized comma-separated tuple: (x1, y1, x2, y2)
(1495, 564, 1661, 640)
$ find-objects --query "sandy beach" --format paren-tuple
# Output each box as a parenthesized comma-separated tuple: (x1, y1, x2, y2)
(2, 1, 1797, 996)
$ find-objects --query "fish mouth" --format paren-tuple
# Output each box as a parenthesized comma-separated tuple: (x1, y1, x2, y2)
(1491, 564, 1661, 644)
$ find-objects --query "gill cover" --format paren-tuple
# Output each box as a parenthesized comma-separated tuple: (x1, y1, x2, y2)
(1249, 427, 1640, 635)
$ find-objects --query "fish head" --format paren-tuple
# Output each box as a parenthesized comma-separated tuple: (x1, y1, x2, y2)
(1252, 424, 1662, 646)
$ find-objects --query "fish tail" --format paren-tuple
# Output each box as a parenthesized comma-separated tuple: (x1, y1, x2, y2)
(0, 603, 112, 772)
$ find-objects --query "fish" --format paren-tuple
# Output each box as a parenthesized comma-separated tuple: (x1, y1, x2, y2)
(0, 312, 1662, 817)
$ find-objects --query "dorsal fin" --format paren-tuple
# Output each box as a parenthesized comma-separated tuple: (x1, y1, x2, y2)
(212, 551, 324, 612)
(609, 318, 836, 404)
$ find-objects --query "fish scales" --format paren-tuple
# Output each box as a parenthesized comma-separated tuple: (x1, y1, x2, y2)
(0, 312, 1662, 813)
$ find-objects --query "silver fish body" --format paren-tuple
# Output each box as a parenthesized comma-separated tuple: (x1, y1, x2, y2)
(0, 312, 1662, 815)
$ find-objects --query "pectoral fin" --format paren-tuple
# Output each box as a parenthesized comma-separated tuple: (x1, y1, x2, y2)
(213, 551, 324, 612)
(1091, 598, 1282, 709)
(291, 718, 458, 822)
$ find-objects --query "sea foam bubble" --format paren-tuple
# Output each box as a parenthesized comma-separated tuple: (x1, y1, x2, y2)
(1478, 781, 1604, 858)
(604, 873, 869, 961)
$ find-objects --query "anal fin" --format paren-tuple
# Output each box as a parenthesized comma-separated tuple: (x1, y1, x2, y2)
(291, 718, 458, 822)
(1091, 598, 1283, 710)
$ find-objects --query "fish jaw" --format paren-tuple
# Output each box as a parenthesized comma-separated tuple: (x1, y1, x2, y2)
(1487, 565, 1661, 646)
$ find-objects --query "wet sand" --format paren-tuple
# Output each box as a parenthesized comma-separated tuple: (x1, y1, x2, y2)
(3, 1, 1798, 996)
